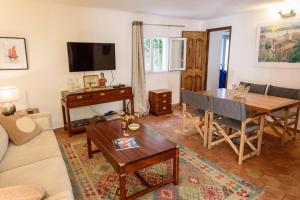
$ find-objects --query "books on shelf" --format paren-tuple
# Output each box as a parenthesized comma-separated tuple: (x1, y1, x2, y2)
(113, 137, 140, 150)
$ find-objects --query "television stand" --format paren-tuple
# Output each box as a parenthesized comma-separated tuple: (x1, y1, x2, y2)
(61, 86, 134, 137)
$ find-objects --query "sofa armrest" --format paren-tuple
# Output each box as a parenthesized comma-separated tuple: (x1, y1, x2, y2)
(30, 112, 53, 131)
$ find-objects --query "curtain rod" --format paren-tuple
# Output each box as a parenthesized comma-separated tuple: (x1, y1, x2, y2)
(143, 23, 185, 28)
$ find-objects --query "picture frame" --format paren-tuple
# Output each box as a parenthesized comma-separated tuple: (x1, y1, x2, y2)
(256, 19, 300, 68)
(0, 37, 28, 70)
(83, 75, 99, 88)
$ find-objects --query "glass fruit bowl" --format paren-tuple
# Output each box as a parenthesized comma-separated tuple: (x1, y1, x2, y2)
(232, 84, 250, 98)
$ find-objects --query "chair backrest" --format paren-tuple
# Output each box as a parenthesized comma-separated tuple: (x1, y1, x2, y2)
(240, 81, 251, 88)
(267, 85, 300, 100)
(249, 83, 267, 94)
(240, 81, 267, 94)
(209, 96, 246, 121)
(181, 89, 209, 111)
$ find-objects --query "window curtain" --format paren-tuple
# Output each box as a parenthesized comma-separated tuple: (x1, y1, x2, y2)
(132, 21, 148, 115)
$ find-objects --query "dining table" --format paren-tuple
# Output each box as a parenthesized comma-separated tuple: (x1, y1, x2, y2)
(201, 88, 300, 144)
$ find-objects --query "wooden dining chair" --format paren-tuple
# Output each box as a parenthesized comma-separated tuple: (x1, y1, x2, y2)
(266, 85, 300, 144)
(181, 89, 209, 147)
(240, 81, 267, 94)
(207, 96, 265, 165)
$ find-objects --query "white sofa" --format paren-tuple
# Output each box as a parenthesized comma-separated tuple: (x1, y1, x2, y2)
(0, 112, 74, 199)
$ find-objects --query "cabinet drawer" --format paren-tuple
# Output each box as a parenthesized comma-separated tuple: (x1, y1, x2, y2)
(67, 93, 91, 102)
(152, 92, 171, 100)
(157, 98, 171, 105)
(149, 97, 171, 107)
(158, 104, 171, 112)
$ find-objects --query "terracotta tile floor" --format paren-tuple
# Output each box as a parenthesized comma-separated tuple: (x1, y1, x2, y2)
(54, 106, 300, 200)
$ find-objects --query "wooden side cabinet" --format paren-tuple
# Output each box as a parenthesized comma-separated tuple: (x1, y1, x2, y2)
(149, 89, 172, 116)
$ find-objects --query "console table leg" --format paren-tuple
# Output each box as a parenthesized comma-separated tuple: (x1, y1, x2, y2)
(66, 108, 72, 137)
(62, 105, 67, 131)
(119, 174, 127, 200)
(130, 98, 134, 115)
(173, 147, 179, 185)
(87, 137, 92, 159)
(123, 100, 127, 113)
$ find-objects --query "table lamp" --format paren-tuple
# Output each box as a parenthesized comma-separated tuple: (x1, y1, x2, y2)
(0, 86, 19, 116)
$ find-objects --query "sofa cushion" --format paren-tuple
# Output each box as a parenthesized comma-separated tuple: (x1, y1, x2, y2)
(0, 115, 41, 145)
(0, 130, 62, 172)
(0, 185, 46, 200)
(0, 125, 9, 161)
(0, 157, 73, 197)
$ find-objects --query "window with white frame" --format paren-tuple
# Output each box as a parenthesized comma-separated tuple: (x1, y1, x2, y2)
(144, 37, 187, 73)
(144, 37, 169, 72)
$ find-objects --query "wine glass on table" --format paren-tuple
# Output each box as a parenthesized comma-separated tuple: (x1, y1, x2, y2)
(121, 121, 129, 137)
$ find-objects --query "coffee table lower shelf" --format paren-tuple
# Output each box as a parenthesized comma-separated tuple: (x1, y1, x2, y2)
(121, 171, 177, 200)
(87, 138, 179, 200)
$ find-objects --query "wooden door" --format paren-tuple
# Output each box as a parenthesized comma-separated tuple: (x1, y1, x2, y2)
(181, 31, 207, 92)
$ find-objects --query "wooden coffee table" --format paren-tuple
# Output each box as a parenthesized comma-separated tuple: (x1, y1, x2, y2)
(86, 120, 179, 200)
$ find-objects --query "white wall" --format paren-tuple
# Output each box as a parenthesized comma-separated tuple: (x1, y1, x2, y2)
(207, 31, 223, 90)
(0, 0, 203, 128)
(204, 8, 300, 88)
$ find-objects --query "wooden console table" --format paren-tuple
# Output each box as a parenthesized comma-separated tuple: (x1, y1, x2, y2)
(61, 87, 134, 136)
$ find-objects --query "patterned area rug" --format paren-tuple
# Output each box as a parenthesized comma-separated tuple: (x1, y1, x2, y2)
(60, 139, 263, 200)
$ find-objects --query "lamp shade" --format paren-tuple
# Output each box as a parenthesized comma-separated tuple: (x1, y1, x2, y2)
(0, 87, 19, 103)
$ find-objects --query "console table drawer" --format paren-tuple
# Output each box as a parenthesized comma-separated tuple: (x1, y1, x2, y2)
(67, 93, 91, 102)
(112, 88, 132, 96)
(92, 91, 110, 98)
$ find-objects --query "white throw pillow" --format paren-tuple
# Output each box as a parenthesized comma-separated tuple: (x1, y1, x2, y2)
(0, 125, 9, 161)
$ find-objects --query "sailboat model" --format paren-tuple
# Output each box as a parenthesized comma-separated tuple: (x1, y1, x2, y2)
(8, 46, 18, 59)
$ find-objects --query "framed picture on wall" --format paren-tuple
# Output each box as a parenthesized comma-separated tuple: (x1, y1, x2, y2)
(256, 19, 300, 68)
(0, 37, 28, 70)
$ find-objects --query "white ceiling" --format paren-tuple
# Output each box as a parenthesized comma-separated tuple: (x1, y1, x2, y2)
(51, 0, 283, 19)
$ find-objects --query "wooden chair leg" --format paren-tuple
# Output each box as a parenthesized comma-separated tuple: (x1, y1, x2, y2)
(293, 106, 299, 141)
(203, 111, 209, 148)
(238, 122, 246, 165)
(207, 112, 213, 149)
(281, 109, 289, 145)
(257, 115, 265, 156)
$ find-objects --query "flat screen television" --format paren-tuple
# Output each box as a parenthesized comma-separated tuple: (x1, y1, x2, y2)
(67, 42, 116, 72)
